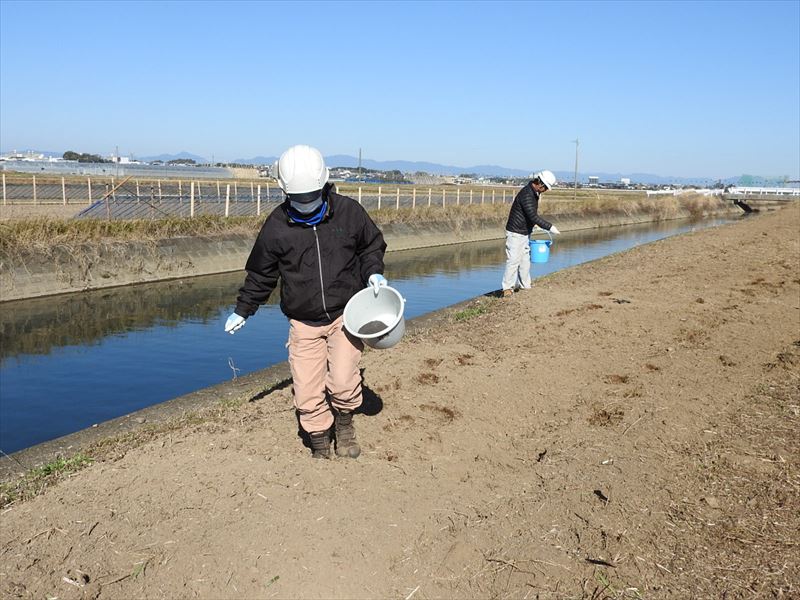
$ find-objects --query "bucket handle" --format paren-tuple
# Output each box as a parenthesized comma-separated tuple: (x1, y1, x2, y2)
(529, 228, 553, 245)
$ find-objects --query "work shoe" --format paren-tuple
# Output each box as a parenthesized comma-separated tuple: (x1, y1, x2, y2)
(309, 430, 331, 459)
(502, 289, 513, 298)
(334, 409, 361, 458)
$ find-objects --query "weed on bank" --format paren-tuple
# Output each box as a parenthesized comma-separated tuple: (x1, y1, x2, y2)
(0, 193, 727, 257)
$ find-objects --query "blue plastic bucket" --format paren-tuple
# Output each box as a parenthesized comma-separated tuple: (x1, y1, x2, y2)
(529, 230, 553, 263)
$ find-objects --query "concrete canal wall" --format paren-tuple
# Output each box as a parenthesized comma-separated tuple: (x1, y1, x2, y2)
(0, 207, 742, 302)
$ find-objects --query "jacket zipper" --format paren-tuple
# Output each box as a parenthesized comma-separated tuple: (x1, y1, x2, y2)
(312, 225, 332, 321)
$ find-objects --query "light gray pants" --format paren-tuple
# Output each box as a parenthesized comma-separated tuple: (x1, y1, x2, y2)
(501, 231, 531, 291)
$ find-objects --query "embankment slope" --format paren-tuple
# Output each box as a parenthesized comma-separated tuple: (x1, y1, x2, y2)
(1, 199, 742, 301)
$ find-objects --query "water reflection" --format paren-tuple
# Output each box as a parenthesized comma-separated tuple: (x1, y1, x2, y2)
(1, 275, 243, 362)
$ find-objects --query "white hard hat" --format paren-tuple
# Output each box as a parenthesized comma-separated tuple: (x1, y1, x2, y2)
(535, 170, 557, 190)
(275, 145, 329, 195)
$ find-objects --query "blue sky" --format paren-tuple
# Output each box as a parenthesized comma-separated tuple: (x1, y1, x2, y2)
(1, 0, 798, 179)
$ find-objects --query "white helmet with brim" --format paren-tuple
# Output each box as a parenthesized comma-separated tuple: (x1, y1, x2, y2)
(275, 145, 330, 195)
(534, 170, 557, 190)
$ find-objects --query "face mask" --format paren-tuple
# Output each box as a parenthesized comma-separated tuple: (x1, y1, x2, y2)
(290, 196, 324, 214)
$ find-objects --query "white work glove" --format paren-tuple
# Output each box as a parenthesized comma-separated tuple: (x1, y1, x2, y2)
(549, 225, 560, 235)
(368, 273, 388, 295)
(224, 313, 246, 335)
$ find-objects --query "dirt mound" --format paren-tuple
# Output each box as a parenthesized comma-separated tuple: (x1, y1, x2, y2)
(1, 205, 798, 599)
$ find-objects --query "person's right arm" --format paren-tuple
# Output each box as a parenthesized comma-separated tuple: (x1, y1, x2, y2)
(235, 233, 280, 318)
(355, 205, 387, 284)
(520, 187, 552, 231)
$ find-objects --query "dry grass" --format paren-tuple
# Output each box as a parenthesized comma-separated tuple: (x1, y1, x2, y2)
(369, 203, 508, 225)
(0, 215, 262, 256)
(543, 190, 727, 219)
(0, 193, 729, 257)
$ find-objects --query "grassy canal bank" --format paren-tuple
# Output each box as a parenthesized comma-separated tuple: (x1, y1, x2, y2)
(0, 192, 738, 301)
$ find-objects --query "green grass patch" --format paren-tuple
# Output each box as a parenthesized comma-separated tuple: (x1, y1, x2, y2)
(218, 396, 246, 409)
(30, 453, 93, 477)
(453, 305, 488, 321)
(0, 452, 93, 508)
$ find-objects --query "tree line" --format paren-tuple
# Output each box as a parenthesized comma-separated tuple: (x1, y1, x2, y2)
(62, 151, 111, 163)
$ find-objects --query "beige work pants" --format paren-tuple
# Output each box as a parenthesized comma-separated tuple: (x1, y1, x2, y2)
(287, 316, 364, 434)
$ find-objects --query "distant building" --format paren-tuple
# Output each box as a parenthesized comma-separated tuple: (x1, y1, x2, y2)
(330, 168, 353, 179)
(588, 176, 599, 186)
(109, 154, 138, 164)
(620, 177, 631, 186)
(0, 150, 46, 161)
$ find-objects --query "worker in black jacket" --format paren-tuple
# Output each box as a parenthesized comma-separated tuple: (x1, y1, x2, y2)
(501, 170, 561, 297)
(225, 145, 387, 459)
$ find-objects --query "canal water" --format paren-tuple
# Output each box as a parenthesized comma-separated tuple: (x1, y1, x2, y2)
(0, 216, 739, 454)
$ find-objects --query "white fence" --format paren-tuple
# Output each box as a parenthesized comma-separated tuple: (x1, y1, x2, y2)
(646, 187, 800, 198)
(645, 189, 725, 197)
(0, 173, 520, 219)
(727, 186, 800, 197)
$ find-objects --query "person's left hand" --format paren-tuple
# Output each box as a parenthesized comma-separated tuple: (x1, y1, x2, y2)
(368, 274, 388, 295)
(550, 225, 561, 235)
(225, 313, 246, 334)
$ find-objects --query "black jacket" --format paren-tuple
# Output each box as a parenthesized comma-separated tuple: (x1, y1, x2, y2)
(505, 181, 553, 235)
(235, 185, 386, 323)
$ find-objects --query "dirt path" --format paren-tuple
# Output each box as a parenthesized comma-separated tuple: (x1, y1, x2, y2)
(2, 205, 798, 599)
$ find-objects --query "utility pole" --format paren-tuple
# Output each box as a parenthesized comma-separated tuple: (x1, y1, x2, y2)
(358, 148, 362, 180)
(115, 145, 120, 178)
(572, 138, 579, 201)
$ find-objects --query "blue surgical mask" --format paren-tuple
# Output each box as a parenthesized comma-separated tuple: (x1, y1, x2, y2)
(290, 196, 324, 214)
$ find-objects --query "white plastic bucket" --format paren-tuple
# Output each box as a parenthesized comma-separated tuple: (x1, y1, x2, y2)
(343, 285, 406, 349)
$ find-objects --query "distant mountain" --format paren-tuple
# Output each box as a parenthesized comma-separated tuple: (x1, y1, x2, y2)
(139, 151, 208, 163)
(321, 155, 728, 184)
(322, 155, 532, 178)
(231, 156, 278, 166)
(226, 154, 532, 176)
(466, 164, 533, 177)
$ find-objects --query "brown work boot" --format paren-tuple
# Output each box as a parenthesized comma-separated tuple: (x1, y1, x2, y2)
(334, 410, 361, 458)
(502, 289, 513, 298)
(309, 430, 331, 459)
